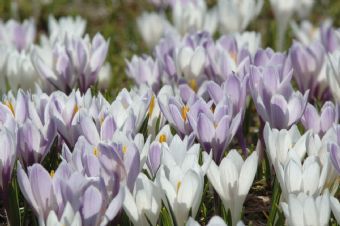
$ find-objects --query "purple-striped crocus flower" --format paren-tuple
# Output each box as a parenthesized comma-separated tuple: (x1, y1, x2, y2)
(249, 63, 309, 129)
(31, 33, 109, 94)
(187, 96, 241, 162)
(301, 102, 338, 137)
(0, 18, 36, 51)
(290, 41, 328, 101)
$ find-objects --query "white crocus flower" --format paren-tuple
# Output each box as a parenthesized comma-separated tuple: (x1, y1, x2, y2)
(276, 151, 329, 199)
(290, 20, 321, 46)
(326, 50, 340, 102)
(204, 150, 258, 225)
(172, 0, 207, 35)
(123, 173, 162, 226)
(186, 216, 246, 226)
(281, 191, 330, 226)
(97, 62, 112, 90)
(46, 202, 82, 226)
(5, 48, 40, 91)
(110, 87, 151, 135)
(176, 46, 206, 81)
(217, 0, 263, 34)
(161, 135, 210, 175)
(47, 15, 86, 44)
(137, 12, 169, 49)
(233, 31, 262, 57)
(270, 0, 296, 50)
(264, 123, 308, 169)
(330, 196, 340, 224)
(158, 166, 204, 226)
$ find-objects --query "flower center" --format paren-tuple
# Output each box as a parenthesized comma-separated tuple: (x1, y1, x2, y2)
(189, 79, 197, 92)
(4, 101, 15, 116)
(148, 95, 155, 118)
(159, 134, 167, 143)
(50, 170, 55, 178)
(176, 181, 182, 194)
(122, 145, 127, 154)
(93, 147, 100, 157)
(181, 105, 190, 122)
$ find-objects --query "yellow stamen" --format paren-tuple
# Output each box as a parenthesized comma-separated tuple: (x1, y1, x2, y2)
(99, 115, 105, 126)
(159, 134, 167, 143)
(148, 95, 155, 118)
(71, 104, 79, 119)
(176, 181, 181, 193)
(122, 145, 127, 154)
(181, 105, 190, 122)
(4, 101, 15, 116)
(189, 79, 197, 92)
(230, 51, 237, 63)
(93, 147, 100, 157)
(50, 170, 55, 178)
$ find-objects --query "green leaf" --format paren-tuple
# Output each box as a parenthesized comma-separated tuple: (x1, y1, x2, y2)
(6, 178, 22, 226)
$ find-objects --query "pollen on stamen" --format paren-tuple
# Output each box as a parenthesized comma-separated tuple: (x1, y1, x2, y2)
(93, 147, 100, 157)
(176, 181, 181, 193)
(181, 105, 190, 122)
(189, 79, 197, 92)
(50, 170, 55, 178)
(148, 95, 155, 118)
(4, 100, 15, 116)
(122, 145, 127, 154)
(159, 134, 167, 143)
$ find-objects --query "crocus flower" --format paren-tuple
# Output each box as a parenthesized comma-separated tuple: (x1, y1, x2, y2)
(281, 191, 330, 226)
(126, 55, 161, 92)
(330, 196, 340, 224)
(137, 12, 169, 49)
(290, 41, 327, 101)
(326, 50, 340, 102)
(264, 123, 308, 171)
(205, 35, 250, 82)
(47, 15, 86, 44)
(291, 20, 321, 46)
(31, 33, 109, 93)
(186, 216, 246, 226)
(276, 151, 329, 199)
(217, 0, 263, 34)
(123, 173, 162, 226)
(188, 96, 241, 162)
(249, 64, 309, 129)
(1, 47, 40, 91)
(171, 0, 207, 35)
(320, 21, 340, 53)
(18, 119, 56, 168)
(301, 102, 338, 137)
(158, 85, 197, 137)
(0, 127, 17, 192)
(46, 202, 82, 226)
(204, 150, 258, 225)
(17, 163, 60, 225)
(157, 166, 204, 226)
(0, 18, 36, 51)
(269, 0, 296, 50)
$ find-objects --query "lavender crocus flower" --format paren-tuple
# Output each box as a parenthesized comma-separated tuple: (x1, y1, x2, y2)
(32, 33, 109, 94)
(0, 18, 36, 51)
(18, 119, 56, 168)
(158, 85, 197, 137)
(290, 41, 327, 101)
(187, 97, 241, 162)
(126, 55, 161, 92)
(249, 64, 309, 129)
(0, 127, 17, 192)
(146, 141, 162, 177)
(301, 102, 338, 137)
(320, 21, 340, 53)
